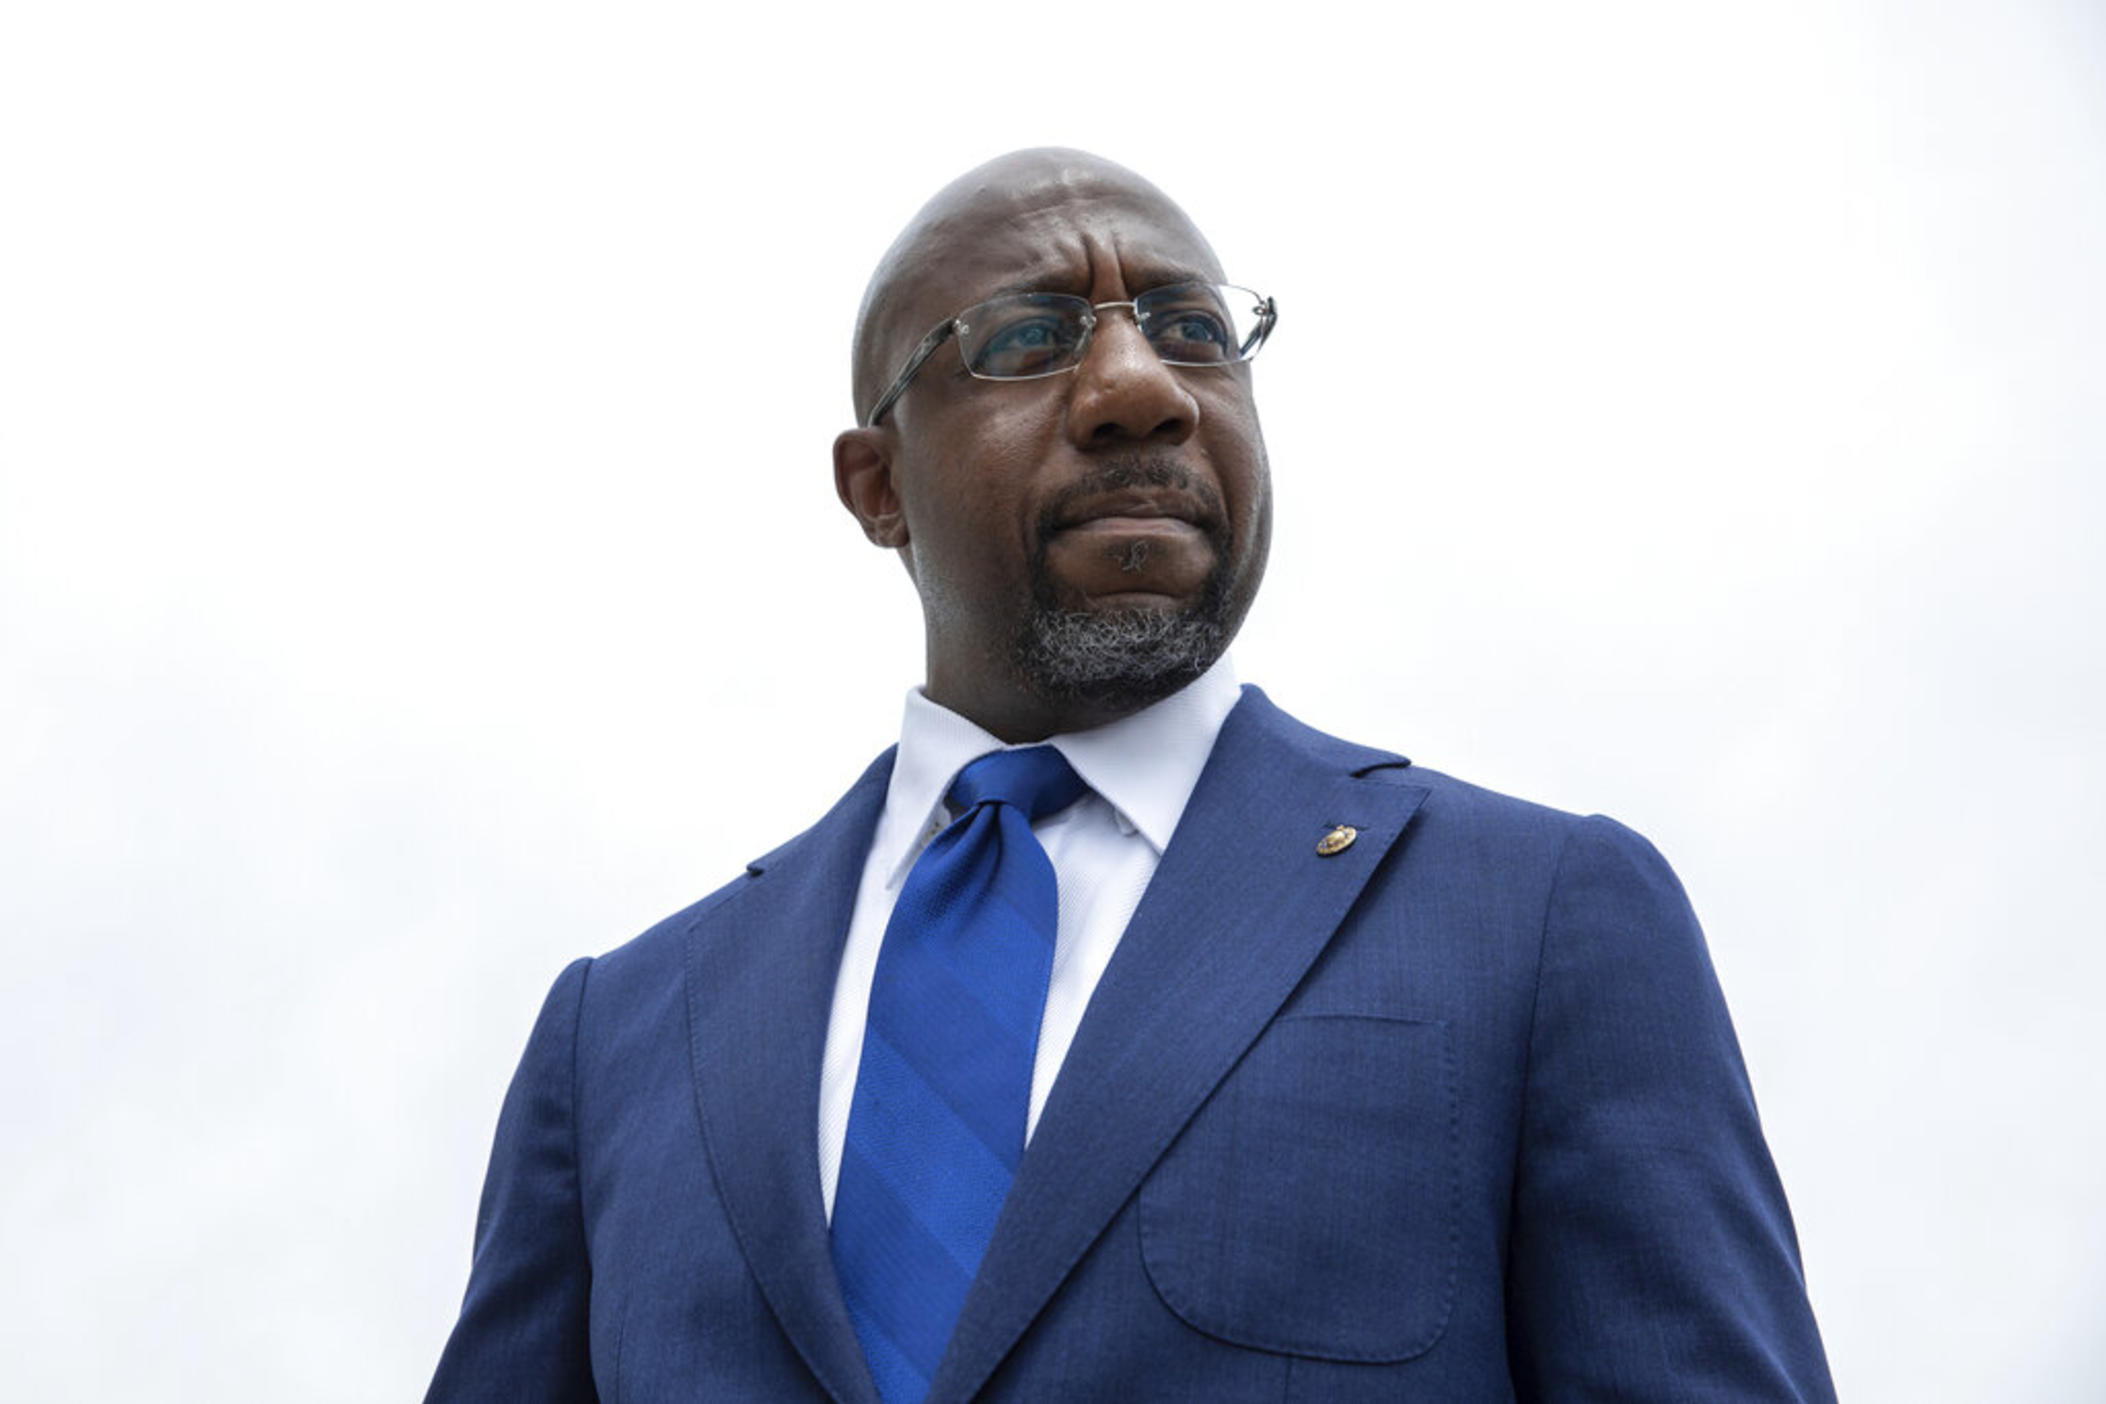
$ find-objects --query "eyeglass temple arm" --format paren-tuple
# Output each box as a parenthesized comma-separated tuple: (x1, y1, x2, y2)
(1252, 295, 1278, 348)
(863, 321, 959, 428)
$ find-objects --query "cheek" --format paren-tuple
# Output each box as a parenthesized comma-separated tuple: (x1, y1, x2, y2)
(1205, 405, 1272, 534)
(900, 452, 1029, 598)
(904, 415, 1050, 561)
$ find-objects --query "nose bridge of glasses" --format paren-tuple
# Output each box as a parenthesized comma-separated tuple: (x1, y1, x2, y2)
(1076, 298, 1154, 367)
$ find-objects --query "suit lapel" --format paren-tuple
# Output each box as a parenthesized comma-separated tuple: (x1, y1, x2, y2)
(684, 752, 892, 1404)
(926, 690, 1430, 1404)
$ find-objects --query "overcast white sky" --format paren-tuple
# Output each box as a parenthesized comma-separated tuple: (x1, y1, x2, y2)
(3, 2, 2102, 1399)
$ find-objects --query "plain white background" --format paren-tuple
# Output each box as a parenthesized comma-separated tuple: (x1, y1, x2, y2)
(3, 2, 2101, 1398)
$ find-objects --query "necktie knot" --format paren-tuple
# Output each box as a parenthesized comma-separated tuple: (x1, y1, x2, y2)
(947, 745, 1087, 823)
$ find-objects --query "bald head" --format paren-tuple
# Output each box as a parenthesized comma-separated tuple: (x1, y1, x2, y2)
(850, 149, 1226, 424)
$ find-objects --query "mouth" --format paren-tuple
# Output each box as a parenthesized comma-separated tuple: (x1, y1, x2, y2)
(1052, 487, 1211, 540)
(1033, 459, 1230, 605)
(1045, 460, 1223, 535)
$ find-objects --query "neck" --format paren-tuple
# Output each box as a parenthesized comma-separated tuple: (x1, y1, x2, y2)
(921, 676, 1144, 744)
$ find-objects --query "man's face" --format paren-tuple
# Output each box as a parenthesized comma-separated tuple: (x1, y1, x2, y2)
(837, 163, 1272, 739)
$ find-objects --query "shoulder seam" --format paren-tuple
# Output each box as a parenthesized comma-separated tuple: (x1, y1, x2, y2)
(565, 956, 593, 1235)
(1512, 815, 1589, 1192)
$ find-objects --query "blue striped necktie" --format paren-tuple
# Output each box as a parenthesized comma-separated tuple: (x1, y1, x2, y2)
(830, 745, 1087, 1404)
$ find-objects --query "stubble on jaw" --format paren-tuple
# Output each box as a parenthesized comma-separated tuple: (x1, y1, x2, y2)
(1008, 456, 1235, 714)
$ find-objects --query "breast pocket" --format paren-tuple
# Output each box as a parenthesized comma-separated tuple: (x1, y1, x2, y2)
(1137, 1013, 1458, 1363)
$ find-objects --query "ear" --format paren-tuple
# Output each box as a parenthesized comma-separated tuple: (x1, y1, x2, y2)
(834, 427, 910, 549)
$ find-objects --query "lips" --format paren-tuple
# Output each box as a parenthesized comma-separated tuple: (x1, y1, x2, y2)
(1034, 458, 1231, 574)
(1052, 486, 1211, 533)
(1031, 461, 1232, 606)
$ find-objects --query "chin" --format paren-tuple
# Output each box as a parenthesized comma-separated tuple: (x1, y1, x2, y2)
(1010, 570, 1233, 711)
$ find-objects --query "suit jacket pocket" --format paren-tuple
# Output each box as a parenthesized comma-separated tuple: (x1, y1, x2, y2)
(1138, 1013, 1458, 1363)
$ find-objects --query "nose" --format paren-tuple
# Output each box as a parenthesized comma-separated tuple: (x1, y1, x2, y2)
(1064, 308, 1200, 447)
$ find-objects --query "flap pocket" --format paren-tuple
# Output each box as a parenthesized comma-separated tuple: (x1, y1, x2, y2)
(1138, 1014, 1458, 1362)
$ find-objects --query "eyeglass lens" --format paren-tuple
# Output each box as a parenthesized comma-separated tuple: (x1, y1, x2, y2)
(954, 283, 1269, 381)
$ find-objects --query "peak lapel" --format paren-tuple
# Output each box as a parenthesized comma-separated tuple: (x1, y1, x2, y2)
(684, 752, 892, 1404)
(926, 692, 1430, 1403)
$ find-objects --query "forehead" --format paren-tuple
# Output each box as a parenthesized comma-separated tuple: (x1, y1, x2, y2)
(899, 180, 1225, 325)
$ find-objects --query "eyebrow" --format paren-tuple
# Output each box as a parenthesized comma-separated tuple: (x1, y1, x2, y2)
(1123, 264, 1215, 292)
(972, 266, 1217, 305)
(976, 279, 1084, 303)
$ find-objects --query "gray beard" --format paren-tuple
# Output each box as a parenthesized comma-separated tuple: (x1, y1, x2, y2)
(1009, 458, 1234, 712)
(1011, 594, 1229, 712)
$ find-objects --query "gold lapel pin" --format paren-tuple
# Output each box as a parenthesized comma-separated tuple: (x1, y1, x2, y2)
(1316, 824, 1358, 857)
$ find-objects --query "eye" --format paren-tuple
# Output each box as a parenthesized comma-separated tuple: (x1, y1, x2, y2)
(1152, 311, 1230, 355)
(987, 318, 1062, 352)
(1140, 287, 1237, 363)
(966, 310, 1084, 378)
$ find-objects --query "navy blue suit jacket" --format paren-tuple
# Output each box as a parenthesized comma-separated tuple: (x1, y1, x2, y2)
(427, 688, 1834, 1401)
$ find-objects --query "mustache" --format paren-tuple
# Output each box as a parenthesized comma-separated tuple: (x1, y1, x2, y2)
(1035, 456, 1228, 546)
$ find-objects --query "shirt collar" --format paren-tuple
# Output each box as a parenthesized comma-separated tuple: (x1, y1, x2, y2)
(871, 655, 1243, 890)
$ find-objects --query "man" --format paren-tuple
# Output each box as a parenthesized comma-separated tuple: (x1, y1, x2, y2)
(427, 149, 1835, 1401)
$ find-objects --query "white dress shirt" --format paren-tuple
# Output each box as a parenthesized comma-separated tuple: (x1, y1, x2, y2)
(816, 657, 1242, 1220)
